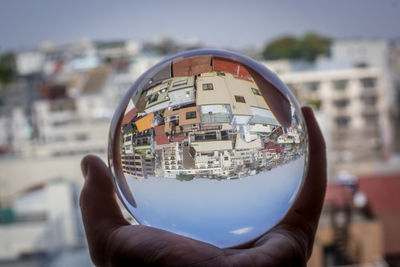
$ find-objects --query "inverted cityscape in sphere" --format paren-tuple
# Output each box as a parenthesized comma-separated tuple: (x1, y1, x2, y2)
(108, 49, 309, 248)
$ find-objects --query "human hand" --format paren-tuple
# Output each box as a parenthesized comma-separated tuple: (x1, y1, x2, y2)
(80, 106, 326, 266)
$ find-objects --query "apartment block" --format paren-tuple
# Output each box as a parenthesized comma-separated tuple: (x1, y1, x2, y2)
(280, 67, 389, 168)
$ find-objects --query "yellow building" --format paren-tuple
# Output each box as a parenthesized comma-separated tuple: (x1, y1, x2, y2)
(196, 72, 279, 126)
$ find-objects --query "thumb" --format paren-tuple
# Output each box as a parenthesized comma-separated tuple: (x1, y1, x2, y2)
(79, 155, 129, 262)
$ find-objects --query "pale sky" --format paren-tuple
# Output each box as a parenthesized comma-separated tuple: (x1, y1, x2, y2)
(1, 0, 399, 52)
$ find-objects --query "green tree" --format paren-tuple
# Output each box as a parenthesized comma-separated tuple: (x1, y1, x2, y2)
(176, 173, 195, 181)
(262, 33, 331, 62)
(300, 33, 331, 61)
(262, 36, 302, 60)
(143, 37, 179, 55)
(0, 52, 16, 85)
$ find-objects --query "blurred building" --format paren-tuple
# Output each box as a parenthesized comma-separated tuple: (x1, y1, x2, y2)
(95, 40, 141, 61)
(261, 59, 292, 75)
(32, 67, 112, 158)
(308, 173, 400, 267)
(309, 183, 386, 267)
(331, 39, 400, 153)
(389, 40, 400, 152)
(280, 66, 389, 177)
(357, 174, 400, 265)
(0, 43, 161, 206)
(0, 180, 83, 260)
(331, 39, 392, 101)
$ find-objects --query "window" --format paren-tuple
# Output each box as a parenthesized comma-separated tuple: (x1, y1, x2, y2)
(333, 80, 348, 91)
(186, 111, 197, 120)
(168, 115, 179, 122)
(194, 133, 217, 141)
(335, 116, 350, 127)
(360, 95, 378, 105)
(173, 80, 187, 87)
(360, 78, 376, 88)
(202, 83, 214, 90)
(217, 72, 226, 76)
(362, 113, 379, 125)
(251, 87, 261, 95)
(333, 99, 349, 108)
(306, 82, 320, 92)
(125, 135, 132, 142)
(224, 156, 229, 160)
(75, 133, 88, 141)
(234, 95, 246, 103)
(54, 136, 67, 142)
(148, 93, 159, 104)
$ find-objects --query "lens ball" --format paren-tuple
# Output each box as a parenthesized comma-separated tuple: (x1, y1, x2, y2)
(108, 49, 308, 248)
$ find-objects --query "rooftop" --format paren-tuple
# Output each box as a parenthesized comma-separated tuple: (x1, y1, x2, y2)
(172, 55, 212, 76)
(81, 66, 111, 94)
(122, 108, 137, 125)
(357, 173, 400, 255)
(196, 72, 269, 117)
(135, 113, 154, 132)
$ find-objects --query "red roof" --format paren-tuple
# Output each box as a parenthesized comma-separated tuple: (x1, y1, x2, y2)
(172, 55, 212, 77)
(122, 108, 137, 125)
(39, 84, 67, 100)
(154, 125, 169, 145)
(155, 135, 169, 145)
(357, 173, 400, 255)
(261, 145, 283, 154)
(153, 125, 165, 136)
(213, 57, 252, 78)
(171, 133, 184, 143)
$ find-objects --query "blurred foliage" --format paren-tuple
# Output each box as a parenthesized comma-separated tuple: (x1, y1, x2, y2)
(176, 173, 195, 181)
(143, 37, 179, 55)
(143, 37, 202, 56)
(0, 51, 16, 85)
(307, 98, 322, 110)
(262, 33, 331, 61)
(95, 40, 126, 49)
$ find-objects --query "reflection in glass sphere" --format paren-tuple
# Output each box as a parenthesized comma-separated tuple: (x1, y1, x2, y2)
(108, 49, 308, 248)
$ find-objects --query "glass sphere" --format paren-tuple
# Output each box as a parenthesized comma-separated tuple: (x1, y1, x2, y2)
(108, 49, 308, 248)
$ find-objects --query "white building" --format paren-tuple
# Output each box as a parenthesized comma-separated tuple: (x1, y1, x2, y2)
(331, 39, 394, 106)
(96, 40, 141, 60)
(16, 51, 45, 75)
(331, 39, 390, 73)
(144, 76, 196, 114)
(280, 66, 389, 173)
(196, 72, 279, 126)
(33, 98, 109, 158)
